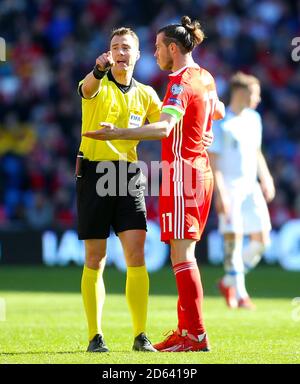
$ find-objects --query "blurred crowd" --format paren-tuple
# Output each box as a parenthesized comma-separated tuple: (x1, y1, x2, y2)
(0, 0, 299, 230)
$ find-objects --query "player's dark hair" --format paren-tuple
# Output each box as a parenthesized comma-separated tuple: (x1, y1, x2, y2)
(157, 16, 205, 53)
(110, 27, 139, 48)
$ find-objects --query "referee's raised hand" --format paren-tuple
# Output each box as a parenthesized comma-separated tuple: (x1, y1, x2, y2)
(81, 52, 114, 98)
(95, 51, 114, 71)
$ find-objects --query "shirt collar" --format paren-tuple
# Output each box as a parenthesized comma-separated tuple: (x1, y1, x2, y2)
(107, 70, 135, 93)
(169, 63, 200, 77)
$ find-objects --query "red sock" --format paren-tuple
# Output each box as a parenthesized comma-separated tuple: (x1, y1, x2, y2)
(177, 298, 187, 335)
(173, 261, 206, 337)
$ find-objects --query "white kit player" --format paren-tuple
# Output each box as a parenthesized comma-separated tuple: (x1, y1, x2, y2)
(208, 72, 275, 309)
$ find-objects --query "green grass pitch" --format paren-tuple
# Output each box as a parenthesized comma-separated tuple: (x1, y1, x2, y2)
(0, 265, 299, 364)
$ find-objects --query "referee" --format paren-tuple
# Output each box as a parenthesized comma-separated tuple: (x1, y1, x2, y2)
(77, 27, 161, 352)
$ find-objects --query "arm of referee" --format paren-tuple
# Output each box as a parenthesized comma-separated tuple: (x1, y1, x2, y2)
(81, 52, 113, 99)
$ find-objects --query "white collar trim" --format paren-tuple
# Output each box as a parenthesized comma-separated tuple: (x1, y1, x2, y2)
(169, 63, 199, 77)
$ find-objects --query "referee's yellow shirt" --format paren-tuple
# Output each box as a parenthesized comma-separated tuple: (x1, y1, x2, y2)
(78, 73, 161, 163)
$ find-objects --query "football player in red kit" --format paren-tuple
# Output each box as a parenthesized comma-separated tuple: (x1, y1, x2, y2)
(84, 15, 224, 352)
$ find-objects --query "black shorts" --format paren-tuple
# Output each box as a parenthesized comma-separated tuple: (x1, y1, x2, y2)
(76, 160, 147, 240)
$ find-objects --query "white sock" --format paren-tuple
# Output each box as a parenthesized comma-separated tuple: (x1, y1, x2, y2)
(243, 240, 265, 273)
(223, 237, 244, 288)
(223, 273, 248, 299)
(235, 273, 248, 300)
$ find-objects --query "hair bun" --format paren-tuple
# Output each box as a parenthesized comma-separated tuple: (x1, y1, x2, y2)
(180, 15, 205, 46)
(181, 16, 192, 29)
(157, 15, 204, 52)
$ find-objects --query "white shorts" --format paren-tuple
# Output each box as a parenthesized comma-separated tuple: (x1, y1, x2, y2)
(219, 182, 271, 235)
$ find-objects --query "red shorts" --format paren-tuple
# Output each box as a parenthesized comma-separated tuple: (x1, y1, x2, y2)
(159, 177, 213, 243)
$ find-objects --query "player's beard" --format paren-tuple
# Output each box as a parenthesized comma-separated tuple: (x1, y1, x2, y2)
(160, 54, 173, 71)
(165, 57, 173, 71)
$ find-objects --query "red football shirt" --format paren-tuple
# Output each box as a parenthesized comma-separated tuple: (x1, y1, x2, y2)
(161, 64, 218, 180)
